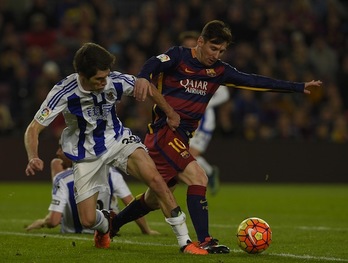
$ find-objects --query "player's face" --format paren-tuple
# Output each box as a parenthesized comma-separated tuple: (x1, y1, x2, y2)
(81, 69, 110, 92)
(197, 36, 227, 66)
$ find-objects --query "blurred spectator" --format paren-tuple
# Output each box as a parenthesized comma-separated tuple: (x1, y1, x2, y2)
(22, 13, 57, 53)
(0, 104, 14, 134)
(308, 35, 338, 81)
(21, 0, 58, 31)
(337, 54, 348, 112)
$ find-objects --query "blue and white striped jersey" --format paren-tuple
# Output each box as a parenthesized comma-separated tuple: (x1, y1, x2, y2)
(34, 71, 136, 161)
(48, 168, 110, 234)
(49, 167, 128, 234)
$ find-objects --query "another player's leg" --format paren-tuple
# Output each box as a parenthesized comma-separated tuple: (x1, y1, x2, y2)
(181, 162, 230, 254)
(74, 161, 111, 248)
(195, 155, 220, 195)
(93, 209, 111, 248)
(113, 148, 207, 254)
(109, 193, 152, 238)
(77, 194, 110, 248)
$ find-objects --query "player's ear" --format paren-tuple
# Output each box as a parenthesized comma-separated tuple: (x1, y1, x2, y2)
(197, 36, 204, 47)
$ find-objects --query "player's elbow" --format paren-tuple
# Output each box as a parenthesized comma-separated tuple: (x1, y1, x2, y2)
(46, 212, 62, 228)
(46, 221, 59, 228)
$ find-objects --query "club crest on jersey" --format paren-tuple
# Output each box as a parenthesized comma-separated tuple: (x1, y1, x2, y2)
(156, 54, 170, 62)
(206, 69, 216, 77)
(37, 107, 51, 122)
(180, 150, 191, 159)
(106, 92, 115, 100)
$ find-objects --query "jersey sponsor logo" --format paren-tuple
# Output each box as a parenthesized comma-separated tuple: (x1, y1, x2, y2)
(121, 135, 141, 144)
(180, 79, 208, 96)
(37, 107, 51, 122)
(156, 54, 170, 62)
(184, 68, 195, 74)
(206, 69, 216, 77)
(86, 104, 113, 121)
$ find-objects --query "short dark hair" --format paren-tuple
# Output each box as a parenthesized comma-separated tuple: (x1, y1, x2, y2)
(73, 42, 115, 79)
(201, 20, 232, 46)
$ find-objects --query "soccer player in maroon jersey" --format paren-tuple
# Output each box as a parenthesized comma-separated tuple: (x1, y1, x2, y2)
(110, 20, 322, 254)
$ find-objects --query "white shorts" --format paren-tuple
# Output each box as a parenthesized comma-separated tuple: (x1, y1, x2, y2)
(190, 107, 215, 153)
(73, 132, 147, 204)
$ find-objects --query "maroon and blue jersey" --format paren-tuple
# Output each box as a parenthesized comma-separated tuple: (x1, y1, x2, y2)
(138, 46, 304, 140)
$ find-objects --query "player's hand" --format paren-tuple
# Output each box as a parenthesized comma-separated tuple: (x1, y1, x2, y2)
(25, 219, 45, 231)
(304, 80, 322, 94)
(143, 229, 161, 235)
(166, 110, 180, 131)
(134, 78, 153, 101)
(25, 157, 44, 176)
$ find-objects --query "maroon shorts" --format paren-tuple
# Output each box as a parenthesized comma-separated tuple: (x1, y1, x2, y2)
(144, 126, 195, 183)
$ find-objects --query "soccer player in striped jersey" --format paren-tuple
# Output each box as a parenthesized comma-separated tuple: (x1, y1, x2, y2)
(26, 144, 159, 235)
(24, 43, 206, 254)
(110, 20, 322, 254)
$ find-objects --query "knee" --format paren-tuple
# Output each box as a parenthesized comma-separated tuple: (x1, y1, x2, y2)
(79, 215, 96, 229)
(196, 172, 209, 186)
(188, 166, 208, 186)
(134, 192, 160, 211)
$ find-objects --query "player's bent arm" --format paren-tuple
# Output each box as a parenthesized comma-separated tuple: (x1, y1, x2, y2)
(135, 217, 160, 235)
(148, 84, 180, 130)
(26, 218, 47, 231)
(24, 120, 46, 176)
(25, 211, 62, 230)
(46, 211, 63, 228)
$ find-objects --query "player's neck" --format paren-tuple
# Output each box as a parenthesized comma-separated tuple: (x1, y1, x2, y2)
(78, 75, 93, 92)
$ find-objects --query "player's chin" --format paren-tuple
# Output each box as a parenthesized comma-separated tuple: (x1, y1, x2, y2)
(206, 59, 216, 66)
(95, 86, 105, 91)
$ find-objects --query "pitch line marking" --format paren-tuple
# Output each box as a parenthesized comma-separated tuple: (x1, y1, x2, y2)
(0, 231, 347, 262)
(3, 219, 348, 232)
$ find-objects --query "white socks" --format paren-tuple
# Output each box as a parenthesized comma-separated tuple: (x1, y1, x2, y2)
(90, 209, 109, 234)
(165, 212, 190, 247)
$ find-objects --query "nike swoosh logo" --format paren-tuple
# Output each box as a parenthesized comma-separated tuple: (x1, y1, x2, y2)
(200, 200, 207, 204)
(184, 68, 195, 74)
(247, 228, 257, 245)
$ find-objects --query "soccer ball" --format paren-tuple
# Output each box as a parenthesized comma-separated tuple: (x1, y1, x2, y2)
(236, 217, 272, 254)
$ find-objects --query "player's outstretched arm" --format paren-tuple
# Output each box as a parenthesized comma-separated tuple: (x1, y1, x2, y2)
(25, 211, 62, 230)
(303, 80, 322, 94)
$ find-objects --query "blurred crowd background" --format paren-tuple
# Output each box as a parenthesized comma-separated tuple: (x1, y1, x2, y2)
(0, 0, 347, 143)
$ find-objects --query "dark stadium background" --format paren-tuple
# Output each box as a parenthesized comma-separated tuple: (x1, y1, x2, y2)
(0, 0, 347, 183)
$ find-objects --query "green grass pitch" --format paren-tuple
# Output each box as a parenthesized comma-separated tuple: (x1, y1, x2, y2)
(0, 182, 347, 263)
